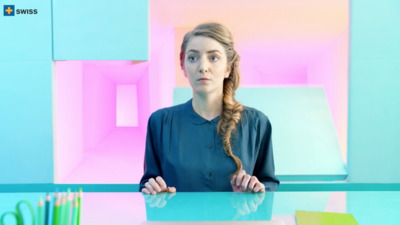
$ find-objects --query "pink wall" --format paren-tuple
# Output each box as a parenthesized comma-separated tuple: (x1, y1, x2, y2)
(83, 63, 116, 151)
(54, 61, 84, 183)
(137, 66, 150, 136)
(116, 85, 138, 127)
(148, 24, 176, 112)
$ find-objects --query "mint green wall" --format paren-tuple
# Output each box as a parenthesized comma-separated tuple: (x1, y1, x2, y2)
(348, 0, 400, 182)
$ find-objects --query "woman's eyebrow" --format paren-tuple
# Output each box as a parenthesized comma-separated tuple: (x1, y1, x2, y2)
(187, 49, 222, 54)
(207, 50, 222, 54)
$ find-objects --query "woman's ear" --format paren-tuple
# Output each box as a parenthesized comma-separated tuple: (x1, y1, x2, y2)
(181, 61, 188, 78)
(224, 64, 232, 78)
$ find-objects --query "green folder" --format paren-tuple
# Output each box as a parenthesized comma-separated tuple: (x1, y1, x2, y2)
(296, 210, 359, 225)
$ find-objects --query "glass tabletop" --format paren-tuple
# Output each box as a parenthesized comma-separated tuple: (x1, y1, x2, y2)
(0, 191, 399, 225)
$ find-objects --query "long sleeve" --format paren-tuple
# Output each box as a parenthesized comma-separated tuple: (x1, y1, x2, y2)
(139, 114, 162, 191)
(253, 115, 280, 191)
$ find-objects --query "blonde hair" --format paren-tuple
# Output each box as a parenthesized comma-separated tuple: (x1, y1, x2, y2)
(180, 23, 244, 175)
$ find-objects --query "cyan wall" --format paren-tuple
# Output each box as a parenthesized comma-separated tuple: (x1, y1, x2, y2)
(53, 0, 149, 60)
(0, 0, 53, 183)
(0, 60, 54, 183)
(348, 0, 400, 182)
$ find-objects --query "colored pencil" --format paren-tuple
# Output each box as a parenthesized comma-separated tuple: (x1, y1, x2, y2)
(38, 197, 44, 225)
(45, 194, 51, 225)
(71, 200, 78, 225)
(59, 193, 66, 225)
(53, 199, 60, 225)
(77, 189, 82, 225)
(65, 189, 72, 225)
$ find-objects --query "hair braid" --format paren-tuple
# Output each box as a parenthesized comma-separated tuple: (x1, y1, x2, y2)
(217, 51, 243, 175)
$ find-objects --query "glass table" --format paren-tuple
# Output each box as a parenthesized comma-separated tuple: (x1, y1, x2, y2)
(1, 191, 399, 224)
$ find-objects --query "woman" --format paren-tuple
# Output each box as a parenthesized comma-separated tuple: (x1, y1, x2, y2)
(140, 23, 279, 194)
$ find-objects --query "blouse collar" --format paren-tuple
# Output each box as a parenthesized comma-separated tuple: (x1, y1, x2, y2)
(185, 99, 220, 125)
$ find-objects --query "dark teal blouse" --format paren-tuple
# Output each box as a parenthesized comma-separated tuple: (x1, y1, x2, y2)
(139, 99, 279, 192)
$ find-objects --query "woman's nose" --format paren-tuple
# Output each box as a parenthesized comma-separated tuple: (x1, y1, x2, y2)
(199, 58, 209, 73)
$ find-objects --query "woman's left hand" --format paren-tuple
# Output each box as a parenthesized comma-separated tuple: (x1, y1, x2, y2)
(230, 170, 265, 192)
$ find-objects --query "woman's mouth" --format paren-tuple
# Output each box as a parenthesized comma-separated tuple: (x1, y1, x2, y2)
(198, 78, 210, 81)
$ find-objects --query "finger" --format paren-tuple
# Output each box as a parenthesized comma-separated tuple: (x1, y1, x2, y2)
(259, 183, 265, 192)
(253, 183, 265, 193)
(149, 178, 162, 192)
(248, 176, 257, 191)
(156, 176, 167, 191)
(145, 182, 156, 195)
(241, 174, 251, 191)
(141, 188, 151, 195)
(253, 183, 261, 192)
(230, 175, 237, 187)
(236, 170, 246, 186)
(167, 187, 176, 193)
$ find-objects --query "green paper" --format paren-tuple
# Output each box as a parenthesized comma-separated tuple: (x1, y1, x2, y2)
(296, 211, 358, 225)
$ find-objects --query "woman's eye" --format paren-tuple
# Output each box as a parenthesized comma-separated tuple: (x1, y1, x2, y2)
(188, 56, 196, 62)
(210, 56, 218, 61)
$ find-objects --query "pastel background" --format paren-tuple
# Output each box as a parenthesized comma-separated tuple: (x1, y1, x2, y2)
(1, 0, 399, 188)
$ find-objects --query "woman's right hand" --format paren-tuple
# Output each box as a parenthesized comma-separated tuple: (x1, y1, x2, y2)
(142, 176, 176, 195)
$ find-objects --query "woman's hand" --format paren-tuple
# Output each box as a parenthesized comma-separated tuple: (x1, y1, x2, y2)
(142, 176, 176, 195)
(230, 170, 265, 193)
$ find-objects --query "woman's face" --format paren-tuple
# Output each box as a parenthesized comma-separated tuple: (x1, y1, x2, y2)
(183, 36, 231, 96)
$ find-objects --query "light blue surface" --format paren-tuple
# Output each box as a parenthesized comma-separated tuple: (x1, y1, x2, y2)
(272, 192, 330, 214)
(173, 87, 347, 181)
(52, 0, 149, 60)
(1, 191, 400, 225)
(0, 0, 52, 60)
(145, 192, 274, 221)
(347, 191, 400, 225)
(349, 0, 400, 182)
(0, 60, 54, 183)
